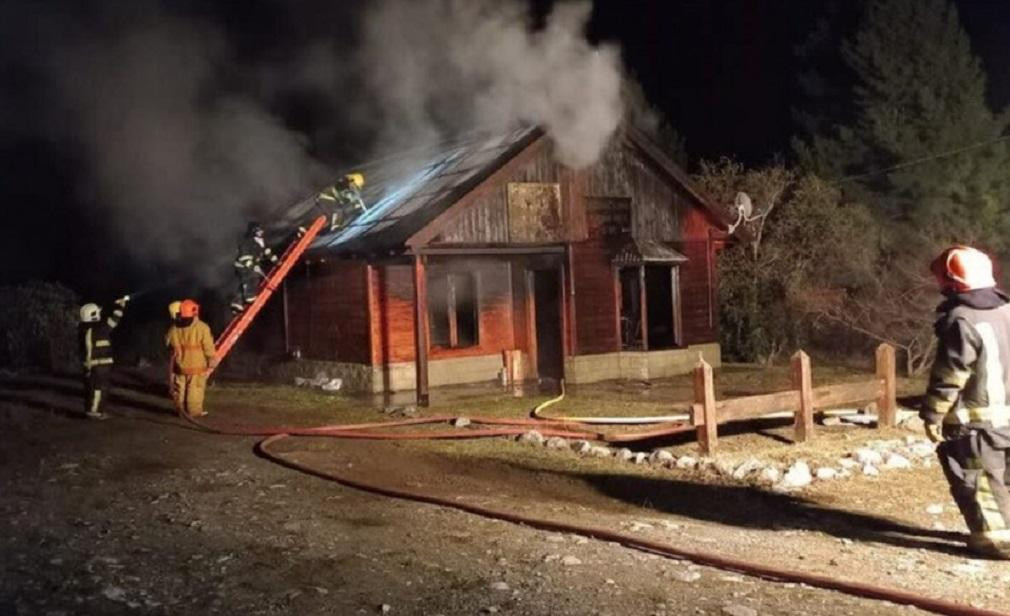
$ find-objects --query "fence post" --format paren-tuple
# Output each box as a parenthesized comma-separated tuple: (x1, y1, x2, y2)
(791, 350, 814, 443)
(876, 343, 897, 428)
(693, 357, 718, 454)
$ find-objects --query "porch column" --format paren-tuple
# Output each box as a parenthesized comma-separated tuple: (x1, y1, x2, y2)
(413, 253, 430, 407)
(639, 265, 649, 351)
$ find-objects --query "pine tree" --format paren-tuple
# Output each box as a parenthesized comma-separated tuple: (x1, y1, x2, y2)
(794, 0, 1010, 248)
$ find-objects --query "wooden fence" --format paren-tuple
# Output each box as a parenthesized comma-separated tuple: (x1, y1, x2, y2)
(691, 344, 897, 454)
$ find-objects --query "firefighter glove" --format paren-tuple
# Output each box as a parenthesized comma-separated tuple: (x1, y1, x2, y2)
(114, 295, 130, 308)
(924, 422, 943, 443)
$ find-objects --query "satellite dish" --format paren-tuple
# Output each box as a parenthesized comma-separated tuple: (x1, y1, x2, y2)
(735, 192, 753, 219)
(727, 191, 754, 234)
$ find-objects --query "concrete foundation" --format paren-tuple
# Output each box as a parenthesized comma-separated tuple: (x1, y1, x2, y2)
(267, 343, 720, 393)
(563, 343, 721, 385)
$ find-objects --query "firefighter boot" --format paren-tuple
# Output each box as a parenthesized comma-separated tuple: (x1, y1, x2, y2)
(967, 530, 1010, 560)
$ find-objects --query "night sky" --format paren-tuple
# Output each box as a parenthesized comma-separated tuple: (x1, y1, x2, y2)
(2, 0, 1010, 296)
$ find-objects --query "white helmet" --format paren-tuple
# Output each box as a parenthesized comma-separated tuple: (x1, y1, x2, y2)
(80, 303, 101, 323)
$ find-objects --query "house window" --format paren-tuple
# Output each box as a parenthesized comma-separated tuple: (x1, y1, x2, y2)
(619, 265, 682, 351)
(428, 272, 479, 349)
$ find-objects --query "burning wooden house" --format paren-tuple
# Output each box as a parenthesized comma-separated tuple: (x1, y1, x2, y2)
(274, 126, 731, 402)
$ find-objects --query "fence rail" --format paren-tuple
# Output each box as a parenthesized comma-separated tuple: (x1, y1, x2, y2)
(690, 344, 897, 454)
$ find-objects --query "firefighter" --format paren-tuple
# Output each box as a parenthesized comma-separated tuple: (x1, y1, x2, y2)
(231, 222, 278, 313)
(318, 172, 366, 232)
(78, 295, 130, 420)
(921, 245, 1010, 559)
(166, 299, 217, 417)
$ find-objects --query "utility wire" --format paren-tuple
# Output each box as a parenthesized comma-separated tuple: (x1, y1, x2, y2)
(838, 132, 1010, 182)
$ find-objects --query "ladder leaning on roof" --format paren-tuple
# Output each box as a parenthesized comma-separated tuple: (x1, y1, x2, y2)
(208, 215, 327, 377)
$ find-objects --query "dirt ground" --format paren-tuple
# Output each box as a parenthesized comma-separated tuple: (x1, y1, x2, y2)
(2, 367, 1009, 616)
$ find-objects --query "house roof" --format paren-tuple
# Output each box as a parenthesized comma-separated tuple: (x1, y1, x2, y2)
(612, 239, 689, 266)
(294, 124, 729, 257)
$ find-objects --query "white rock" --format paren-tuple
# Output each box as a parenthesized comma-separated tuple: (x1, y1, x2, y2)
(102, 587, 127, 602)
(675, 456, 698, 470)
(909, 442, 937, 458)
(571, 440, 593, 455)
(545, 437, 568, 450)
(853, 448, 883, 465)
(731, 458, 764, 480)
(650, 450, 675, 466)
(589, 446, 613, 458)
(779, 461, 812, 489)
(490, 582, 509, 591)
(883, 453, 911, 469)
(671, 570, 701, 583)
(380, 604, 392, 614)
(543, 554, 560, 563)
(842, 414, 877, 425)
(615, 448, 634, 461)
(561, 555, 582, 566)
(814, 467, 837, 481)
(484, 607, 499, 614)
(926, 504, 944, 515)
(838, 458, 860, 470)
(758, 467, 780, 484)
(722, 603, 758, 616)
(862, 464, 880, 477)
(629, 521, 655, 532)
(451, 417, 471, 428)
(822, 416, 843, 427)
(633, 452, 648, 465)
(517, 430, 544, 446)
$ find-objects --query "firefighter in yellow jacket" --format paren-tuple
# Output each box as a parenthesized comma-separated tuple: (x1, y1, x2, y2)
(165, 299, 217, 417)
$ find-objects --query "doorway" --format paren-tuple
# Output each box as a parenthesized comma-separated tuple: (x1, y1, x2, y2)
(532, 268, 563, 382)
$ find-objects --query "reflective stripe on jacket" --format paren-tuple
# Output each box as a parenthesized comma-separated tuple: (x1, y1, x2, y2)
(166, 318, 216, 375)
(79, 306, 122, 370)
(922, 289, 1010, 429)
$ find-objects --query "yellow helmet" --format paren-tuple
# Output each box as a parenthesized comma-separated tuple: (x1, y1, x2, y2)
(345, 173, 365, 189)
(168, 300, 182, 319)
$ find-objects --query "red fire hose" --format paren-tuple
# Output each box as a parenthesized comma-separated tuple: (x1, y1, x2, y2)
(176, 410, 1007, 616)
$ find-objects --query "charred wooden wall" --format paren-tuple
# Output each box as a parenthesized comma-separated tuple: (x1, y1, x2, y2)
(285, 260, 371, 364)
(371, 259, 517, 364)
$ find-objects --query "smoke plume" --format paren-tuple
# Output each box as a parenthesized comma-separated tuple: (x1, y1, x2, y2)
(2, 0, 626, 285)
(349, 0, 624, 169)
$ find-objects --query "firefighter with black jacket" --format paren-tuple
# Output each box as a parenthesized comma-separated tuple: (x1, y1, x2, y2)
(231, 222, 278, 313)
(921, 245, 1010, 559)
(78, 295, 129, 420)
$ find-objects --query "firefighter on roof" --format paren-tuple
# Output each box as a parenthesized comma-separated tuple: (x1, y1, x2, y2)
(318, 172, 366, 232)
(165, 299, 216, 417)
(78, 295, 130, 420)
(231, 221, 278, 313)
(921, 245, 1010, 559)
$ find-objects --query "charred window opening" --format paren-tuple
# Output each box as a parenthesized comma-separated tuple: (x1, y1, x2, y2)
(428, 272, 479, 349)
(619, 266, 682, 351)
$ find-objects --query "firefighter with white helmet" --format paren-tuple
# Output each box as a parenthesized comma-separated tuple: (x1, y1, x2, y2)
(78, 295, 130, 420)
(922, 245, 1010, 558)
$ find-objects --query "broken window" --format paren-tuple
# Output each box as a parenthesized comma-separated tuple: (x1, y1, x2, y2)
(619, 265, 682, 351)
(428, 271, 479, 349)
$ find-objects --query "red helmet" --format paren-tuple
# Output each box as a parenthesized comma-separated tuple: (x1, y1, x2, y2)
(179, 299, 200, 318)
(930, 245, 996, 292)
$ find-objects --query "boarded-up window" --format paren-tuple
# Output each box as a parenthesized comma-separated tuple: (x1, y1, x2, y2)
(507, 182, 562, 242)
(428, 272, 479, 349)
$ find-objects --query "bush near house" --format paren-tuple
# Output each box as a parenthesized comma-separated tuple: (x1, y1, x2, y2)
(0, 280, 80, 374)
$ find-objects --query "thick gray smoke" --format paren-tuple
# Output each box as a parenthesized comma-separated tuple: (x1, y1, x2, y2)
(351, 0, 624, 169)
(46, 14, 328, 280)
(7, 0, 626, 285)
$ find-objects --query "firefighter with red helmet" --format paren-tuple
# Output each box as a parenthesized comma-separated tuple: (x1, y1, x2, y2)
(165, 299, 217, 417)
(922, 245, 1010, 558)
(78, 295, 130, 419)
